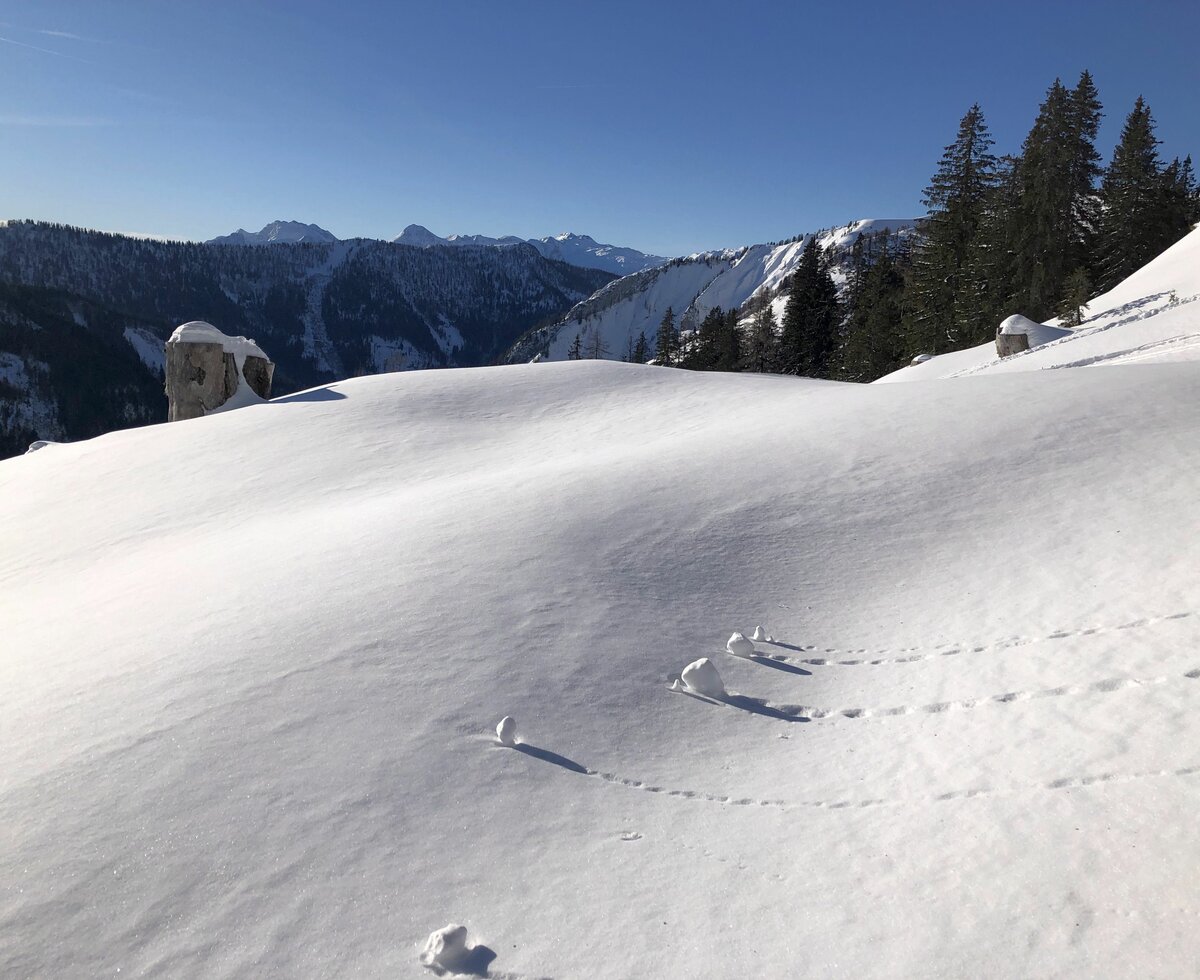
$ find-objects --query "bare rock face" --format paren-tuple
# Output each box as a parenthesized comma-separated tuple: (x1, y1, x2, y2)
(164, 321, 273, 422)
(996, 332, 1031, 358)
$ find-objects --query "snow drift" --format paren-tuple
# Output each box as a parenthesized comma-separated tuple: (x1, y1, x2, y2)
(1, 272, 1199, 975)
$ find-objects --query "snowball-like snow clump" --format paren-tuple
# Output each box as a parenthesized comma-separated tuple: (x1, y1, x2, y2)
(727, 632, 755, 657)
(997, 314, 1073, 349)
(420, 923, 469, 974)
(496, 716, 517, 747)
(751, 626, 767, 642)
(680, 657, 726, 697)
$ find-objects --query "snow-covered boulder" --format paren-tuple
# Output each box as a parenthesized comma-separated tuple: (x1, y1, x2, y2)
(751, 626, 767, 642)
(164, 321, 274, 422)
(420, 923, 469, 974)
(995, 314, 1073, 358)
(495, 716, 517, 747)
(679, 657, 726, 697)
(726, 632, 755, 657)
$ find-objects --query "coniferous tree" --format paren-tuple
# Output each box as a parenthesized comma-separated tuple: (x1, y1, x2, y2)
(838, 234, 906, 381)
(654, 306, 678, 366)
(1096, 97, 1168, 290)
(567, 332, 582, 360)
(779, 236, 840, 375)
(743, 303, 778, 373)
(1160, 155, 1200, 244)
(632, 331, 650, 364)
(1009, 74, 1103, 319)
(585, 329, 611, 359)
(1056, 267, 1091, 327)
(905, 104, 998, 354)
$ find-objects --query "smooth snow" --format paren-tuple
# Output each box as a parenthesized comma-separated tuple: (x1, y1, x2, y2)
(2, 280, 1199, 976)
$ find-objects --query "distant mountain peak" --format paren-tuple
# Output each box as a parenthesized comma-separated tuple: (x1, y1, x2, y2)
(208, 220, 338, 246)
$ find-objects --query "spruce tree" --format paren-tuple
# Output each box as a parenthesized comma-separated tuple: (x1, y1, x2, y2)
(567, 333, 582, 360)
(779, 236, 840, 375)
(1056, 267, 1091, 327)
(743, 303, 778, 373)
(838, 234, 906, 381)
(654, 306, 678, 366)
(905, 104, 998, 354)
(1096, 97, 1167, 290)
(632, 331, 649, 364)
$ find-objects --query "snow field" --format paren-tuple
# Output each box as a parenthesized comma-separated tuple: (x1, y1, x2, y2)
(1, 350, 1198, 977)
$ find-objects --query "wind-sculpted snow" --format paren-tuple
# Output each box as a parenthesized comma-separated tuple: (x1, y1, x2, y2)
(1, 357, 1198, 977)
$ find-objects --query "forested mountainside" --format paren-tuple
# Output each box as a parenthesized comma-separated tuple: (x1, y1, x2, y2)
(0, 221, 613, 457)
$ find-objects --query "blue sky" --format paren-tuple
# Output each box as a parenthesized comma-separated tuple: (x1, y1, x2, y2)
(1, 0, 1197, 256)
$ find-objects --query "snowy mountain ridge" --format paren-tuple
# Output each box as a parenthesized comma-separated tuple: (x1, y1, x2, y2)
(207, 220, 339, 246)
(393, 224, 668, 276)
(508, 217, 919, 362)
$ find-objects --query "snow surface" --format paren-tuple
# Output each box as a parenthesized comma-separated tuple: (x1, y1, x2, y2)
(2, 266, 1200, 974)
(881, 224, 1200, 382)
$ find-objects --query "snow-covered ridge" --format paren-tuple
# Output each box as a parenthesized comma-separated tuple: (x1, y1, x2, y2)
(509, 217, 919, 362)
(392, 224, 667, 276)
(207, 220, 339, 246)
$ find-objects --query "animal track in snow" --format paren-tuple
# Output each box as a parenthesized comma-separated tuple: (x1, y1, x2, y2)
(510, 741, 1200, 814)
(759, 610, 1194, 668)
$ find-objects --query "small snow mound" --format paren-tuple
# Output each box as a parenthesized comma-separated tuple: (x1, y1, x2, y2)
(910, 353, 934, 366)
(726, 632, 755, 657)
(681, 657, 726, 698)
(996, 314, 1073, 349)
(25, 440, 58, 454)
(751, 626, 767, 642)
(420, 923, 470, 974)
(496, 716, 517, 747)
(167, 321, 268, 361)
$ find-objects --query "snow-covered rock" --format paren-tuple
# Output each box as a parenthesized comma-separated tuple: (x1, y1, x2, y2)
(997, 314, 1073, 349)
(165, 321, 273, 421)
(726, 632, 755, 657)
(496, 716, 517, 747)
(420, 923, 470, 974)
(679, 657, 726, 697)
(751, 626, 768, 642)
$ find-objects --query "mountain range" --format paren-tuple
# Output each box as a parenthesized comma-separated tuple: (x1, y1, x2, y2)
(204, 220, 666, 277)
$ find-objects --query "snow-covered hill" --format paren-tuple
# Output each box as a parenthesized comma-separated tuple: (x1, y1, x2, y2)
(208, 220, 338, 245)
(2, 230, 1198, 974)
(880, 224, 1200, 381)
(510, 218, 918, 362)
(393, 224, 667, 276)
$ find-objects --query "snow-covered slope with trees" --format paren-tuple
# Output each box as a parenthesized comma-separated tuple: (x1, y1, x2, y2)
(510, 218, 917, 362)
(394, 224, 667, 276)
(3, 260, 1198, 974)
(208, 220, 339, 245)
(881, 223, 1200, 382)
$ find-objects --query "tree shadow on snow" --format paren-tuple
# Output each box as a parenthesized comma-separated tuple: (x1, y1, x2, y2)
(674, 687, 810, 723)
(515, 743, 590, 775)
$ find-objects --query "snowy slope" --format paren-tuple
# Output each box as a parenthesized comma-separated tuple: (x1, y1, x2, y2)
(881, 224, 1200, 382)
(2, 342, 1199, 976)
(208, 220, 338, 245)
(392, 225, 667, 276)
(516, 218, 918, 363)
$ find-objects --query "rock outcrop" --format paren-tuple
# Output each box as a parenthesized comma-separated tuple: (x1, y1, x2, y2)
(165, 321, 273, 421)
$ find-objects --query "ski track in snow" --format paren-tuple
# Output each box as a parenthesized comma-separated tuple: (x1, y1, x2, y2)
(757, 610, 1193, 667)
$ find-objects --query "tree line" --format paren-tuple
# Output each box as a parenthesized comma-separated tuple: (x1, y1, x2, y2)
(569, 72, 1198, 380)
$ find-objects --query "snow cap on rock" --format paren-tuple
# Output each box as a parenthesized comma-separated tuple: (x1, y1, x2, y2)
(727, 632, 755, 657)
(996, 314, 1073, 348)
(496, 716, 517, 747)
(420, 923, 469, 973)
(680, 657, 726, 697)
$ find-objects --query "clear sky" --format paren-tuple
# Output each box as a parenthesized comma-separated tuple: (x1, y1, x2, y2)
(2, 0, 1197, 256)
